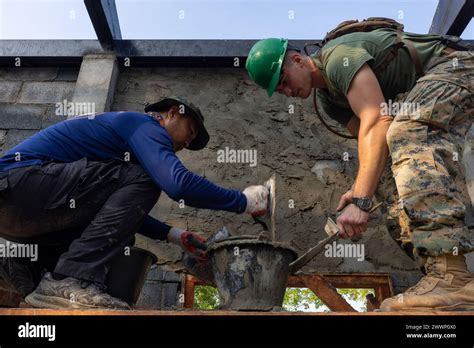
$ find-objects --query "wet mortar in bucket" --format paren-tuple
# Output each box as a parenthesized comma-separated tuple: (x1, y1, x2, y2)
(208, 235, 297, 311)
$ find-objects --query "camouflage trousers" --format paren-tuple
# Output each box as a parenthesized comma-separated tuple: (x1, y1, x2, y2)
(376, 50, 474, 258)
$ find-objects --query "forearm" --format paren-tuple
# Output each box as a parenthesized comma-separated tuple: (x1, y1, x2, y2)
(353, 116, 391, 197)
(137, 215, 172, 241)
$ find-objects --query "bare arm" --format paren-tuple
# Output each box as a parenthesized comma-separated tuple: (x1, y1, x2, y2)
(347, 64, 392, 198)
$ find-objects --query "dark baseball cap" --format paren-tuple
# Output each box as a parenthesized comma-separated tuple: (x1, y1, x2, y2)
(144, 96, 210, 151)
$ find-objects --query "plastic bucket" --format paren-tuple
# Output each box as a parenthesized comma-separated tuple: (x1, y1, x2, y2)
(105, 247, 157, 305)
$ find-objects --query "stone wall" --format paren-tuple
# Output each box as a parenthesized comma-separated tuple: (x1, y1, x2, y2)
(0, 67, 79, 156)
(3, 64, 474, 294)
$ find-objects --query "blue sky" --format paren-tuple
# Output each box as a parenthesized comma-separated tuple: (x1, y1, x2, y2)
(0, 0, 472, 40)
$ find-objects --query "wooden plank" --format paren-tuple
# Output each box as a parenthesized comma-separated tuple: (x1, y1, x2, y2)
(323, 274, 392, 288)
(299, 275, 356, 312)
(288, 273, 392, 288)
(188, 273, 392, 288)
(0, 308, 472, 316)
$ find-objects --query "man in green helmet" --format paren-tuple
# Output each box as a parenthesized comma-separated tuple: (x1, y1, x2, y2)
(246, 29, 474, 312)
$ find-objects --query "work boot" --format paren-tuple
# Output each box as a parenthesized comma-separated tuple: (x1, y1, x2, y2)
(0, 257, 35, 297)
(25, 272, 130, 310)
(380, 254, 474, 311)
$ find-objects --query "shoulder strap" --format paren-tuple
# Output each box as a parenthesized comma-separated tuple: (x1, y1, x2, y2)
(401, 32, 424, 78)
(372, 31, 424, 78)
(312, 89, 356, 140)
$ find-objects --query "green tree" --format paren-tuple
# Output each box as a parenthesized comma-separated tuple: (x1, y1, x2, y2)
(283, 288, 325, 311)
(194, 285, 374, 312)
(194, 285, 220, 310)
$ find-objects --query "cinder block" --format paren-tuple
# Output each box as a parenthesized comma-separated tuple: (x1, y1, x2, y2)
(0, 104, 44, 130)
(0, 68, 58, 81)
(3, 130, 38, 152)
(71, 54, 119, 114)
(18, 82, 75, 104)
(0, 81, 22, 103)
(136, 265, 181, 309)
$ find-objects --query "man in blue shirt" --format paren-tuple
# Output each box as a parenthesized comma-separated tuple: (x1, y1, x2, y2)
(0, 96, 268, 310)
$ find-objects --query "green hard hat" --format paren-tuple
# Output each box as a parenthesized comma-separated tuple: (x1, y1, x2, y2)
(246, 38, 288, 97)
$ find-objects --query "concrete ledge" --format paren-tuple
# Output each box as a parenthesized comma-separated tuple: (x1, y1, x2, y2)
(0, 68, 58, 81)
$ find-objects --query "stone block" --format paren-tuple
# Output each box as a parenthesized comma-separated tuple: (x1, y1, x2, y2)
(0, 104, 44, 130)
(0, 81, 21, 103)
(18, 82, 74, 104)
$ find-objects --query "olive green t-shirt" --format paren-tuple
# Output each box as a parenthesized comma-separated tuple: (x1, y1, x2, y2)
(312, 28, 446, 126)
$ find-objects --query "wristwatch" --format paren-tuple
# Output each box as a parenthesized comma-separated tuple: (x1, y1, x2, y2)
(351, 196, 373, 212)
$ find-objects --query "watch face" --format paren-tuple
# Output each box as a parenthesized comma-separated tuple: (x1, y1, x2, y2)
(353, 197, 372, 211)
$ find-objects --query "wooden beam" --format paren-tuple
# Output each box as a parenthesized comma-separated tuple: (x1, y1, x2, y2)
(298, 275, 356, 312)
(288, 273, 393, 289)
(183, 274, 196, 309)
(84, 0, 122, 49)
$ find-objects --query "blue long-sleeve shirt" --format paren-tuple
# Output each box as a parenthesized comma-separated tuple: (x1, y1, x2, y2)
(0, 112, 247, 240)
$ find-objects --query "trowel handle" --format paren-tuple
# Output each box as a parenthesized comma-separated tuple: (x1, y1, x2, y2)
(186, 234, 208, 251)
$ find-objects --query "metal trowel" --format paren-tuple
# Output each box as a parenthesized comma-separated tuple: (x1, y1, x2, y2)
(288, 202, 383, 274)
(252, 174, 276, 240)
(288, 217, 340, 274)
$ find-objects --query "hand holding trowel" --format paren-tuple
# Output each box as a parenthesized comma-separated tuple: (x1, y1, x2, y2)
(250, 174, 276, 240)
(289, 202, 382, 274)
